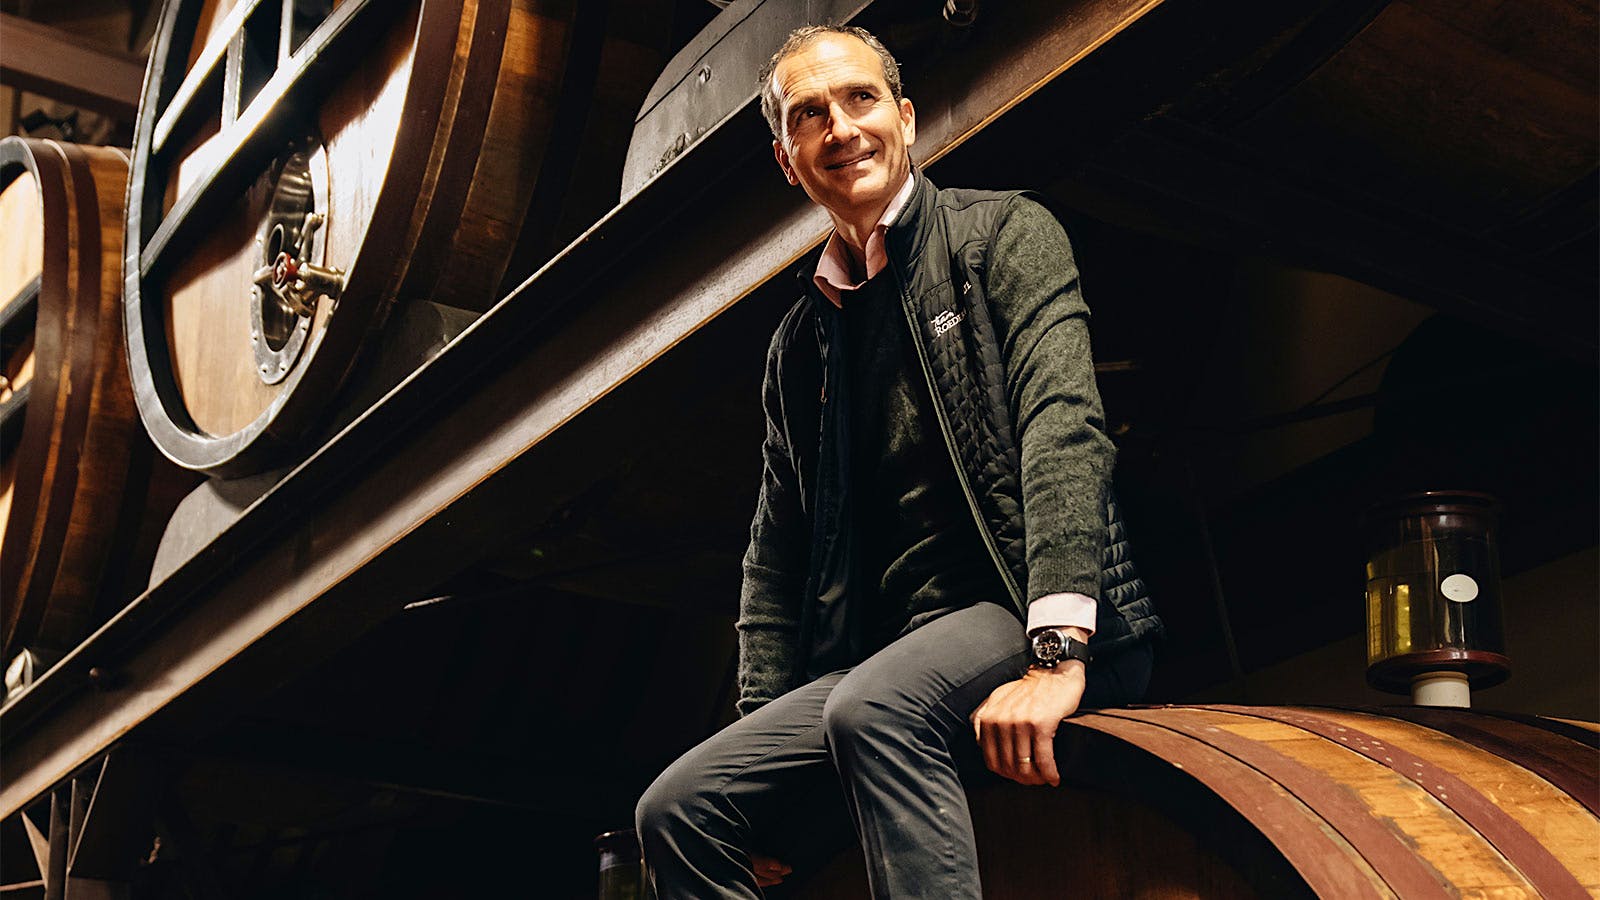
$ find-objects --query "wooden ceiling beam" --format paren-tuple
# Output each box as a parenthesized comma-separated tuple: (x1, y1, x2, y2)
(0, 14, 145, 120)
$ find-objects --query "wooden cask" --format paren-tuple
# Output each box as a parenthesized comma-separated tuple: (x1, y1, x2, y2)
(791, 705, 1599, 898)
(0, 137, 195, 665)
(123, 0, 673, 476)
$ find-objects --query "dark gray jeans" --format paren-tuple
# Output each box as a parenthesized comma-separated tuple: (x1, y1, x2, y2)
(635, 601, 1153, 899)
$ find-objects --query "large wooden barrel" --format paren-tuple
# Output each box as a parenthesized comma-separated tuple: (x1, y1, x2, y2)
(0, 137, 195, 665)
(793, 705, 1599, 898)
(123, 0, 672, 476)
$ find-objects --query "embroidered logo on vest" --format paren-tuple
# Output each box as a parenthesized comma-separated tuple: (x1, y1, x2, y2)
(932, 308, 967, 337)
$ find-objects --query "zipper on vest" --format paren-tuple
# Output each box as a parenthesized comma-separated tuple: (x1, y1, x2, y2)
(890, 272, 1026, 619)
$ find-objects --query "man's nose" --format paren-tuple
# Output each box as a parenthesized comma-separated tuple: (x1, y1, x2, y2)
(826, 103, 861, 142)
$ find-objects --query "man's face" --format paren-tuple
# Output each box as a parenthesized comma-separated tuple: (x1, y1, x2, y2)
(771, 34, 916, 224)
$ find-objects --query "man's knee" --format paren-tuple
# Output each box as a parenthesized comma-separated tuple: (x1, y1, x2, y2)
(822, 679, 914, 751)
(636, 765, 704, 846)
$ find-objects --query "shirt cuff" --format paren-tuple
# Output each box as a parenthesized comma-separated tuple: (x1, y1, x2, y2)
(1026, 592, 1097, 636)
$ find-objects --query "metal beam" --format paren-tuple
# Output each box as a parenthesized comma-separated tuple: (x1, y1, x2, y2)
(0, 15, 145, 120)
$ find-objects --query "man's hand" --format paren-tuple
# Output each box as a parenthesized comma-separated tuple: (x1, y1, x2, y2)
(751, 854, 792, 888)
(970, 656, 1087, 787)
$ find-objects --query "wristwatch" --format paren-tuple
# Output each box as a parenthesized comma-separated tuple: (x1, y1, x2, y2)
(1029, 627, 1092, 669)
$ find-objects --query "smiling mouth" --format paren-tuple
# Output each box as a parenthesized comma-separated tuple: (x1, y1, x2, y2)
(825, 150, 875, 170)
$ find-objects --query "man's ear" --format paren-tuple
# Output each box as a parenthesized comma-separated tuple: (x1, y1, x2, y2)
(773, 139, 799, 186)
(900, 97, 917, 147)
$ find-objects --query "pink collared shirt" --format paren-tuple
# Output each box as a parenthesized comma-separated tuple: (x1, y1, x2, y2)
(812, 173, 916, 306)
(809, 172, 1097, 637)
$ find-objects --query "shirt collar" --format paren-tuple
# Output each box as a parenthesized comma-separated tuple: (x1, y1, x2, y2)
(812, 170, 916, 307)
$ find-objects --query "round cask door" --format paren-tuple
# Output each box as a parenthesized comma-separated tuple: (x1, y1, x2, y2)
(125, 0, 579, 476)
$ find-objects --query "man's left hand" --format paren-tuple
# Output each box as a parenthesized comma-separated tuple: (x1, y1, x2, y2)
(970, 659, 1086, 787)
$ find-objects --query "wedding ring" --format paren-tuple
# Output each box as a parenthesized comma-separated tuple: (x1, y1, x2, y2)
(1019, 757, 1032, 765)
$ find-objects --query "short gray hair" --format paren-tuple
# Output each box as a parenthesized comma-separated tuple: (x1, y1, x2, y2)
(758, 25, 903, 140)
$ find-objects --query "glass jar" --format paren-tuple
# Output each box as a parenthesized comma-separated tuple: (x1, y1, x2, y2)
(1364, 491, 1510, 695)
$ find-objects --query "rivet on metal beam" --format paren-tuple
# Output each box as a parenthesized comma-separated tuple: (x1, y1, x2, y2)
(944, 0, 979, 27)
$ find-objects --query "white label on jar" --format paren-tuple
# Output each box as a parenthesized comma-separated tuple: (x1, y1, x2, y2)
(1441, 573, 1479, 603)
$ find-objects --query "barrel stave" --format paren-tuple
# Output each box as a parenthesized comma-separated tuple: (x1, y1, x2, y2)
(420, 1, 575, 311)
(35, 146, 142, 637)
(1155, 707, 1537, 896)
(1312, 708, 1600, 892)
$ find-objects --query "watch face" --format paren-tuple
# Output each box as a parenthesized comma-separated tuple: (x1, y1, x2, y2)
(1032, 630, 1064, 661)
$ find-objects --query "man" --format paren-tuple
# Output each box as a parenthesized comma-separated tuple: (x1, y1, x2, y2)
(636, 25, 1161, 898)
